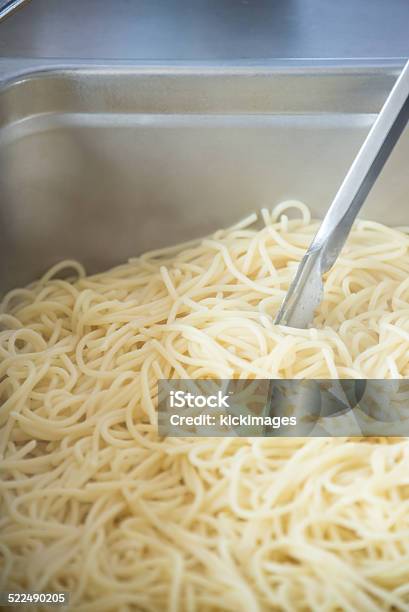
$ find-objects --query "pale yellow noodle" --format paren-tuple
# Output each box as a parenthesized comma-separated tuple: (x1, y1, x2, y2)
(1, 202, 409, 611)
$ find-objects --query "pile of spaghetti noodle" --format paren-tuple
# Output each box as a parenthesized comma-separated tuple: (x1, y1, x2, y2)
(2, 202, 409, 611)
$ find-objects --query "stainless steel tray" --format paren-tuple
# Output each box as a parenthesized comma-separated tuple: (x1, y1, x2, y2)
(0, 60, 407, 293)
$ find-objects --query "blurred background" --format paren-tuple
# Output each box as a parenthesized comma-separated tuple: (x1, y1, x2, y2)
(1, 0, 409, 61)
(1, 0, 408, 292)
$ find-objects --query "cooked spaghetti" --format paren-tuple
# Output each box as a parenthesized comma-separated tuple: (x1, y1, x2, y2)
(1, 201, 409, 611)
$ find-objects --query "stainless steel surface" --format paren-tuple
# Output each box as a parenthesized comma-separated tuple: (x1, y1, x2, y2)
(1, 62, 409, 296)
(276, 60, 409, 328)
(0, 0, 30, 22)
(0, 0, 409, 61)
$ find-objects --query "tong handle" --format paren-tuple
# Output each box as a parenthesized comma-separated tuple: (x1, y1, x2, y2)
(315, 59, 409, 273)
(275, 60, 409, 328)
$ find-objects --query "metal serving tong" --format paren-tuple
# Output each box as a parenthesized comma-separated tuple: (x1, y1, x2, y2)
(0, 0, 30, 22)
(275, 60, 409, 329)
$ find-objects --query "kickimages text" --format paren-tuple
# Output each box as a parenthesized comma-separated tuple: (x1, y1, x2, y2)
(168, 390, 297, 429)
(169, 414, 297, 428)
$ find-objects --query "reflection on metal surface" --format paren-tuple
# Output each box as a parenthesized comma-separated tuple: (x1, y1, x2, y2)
(0, 0, 30, 22)
(0, 64, 408, 294)
(0, 0, 408, 60)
